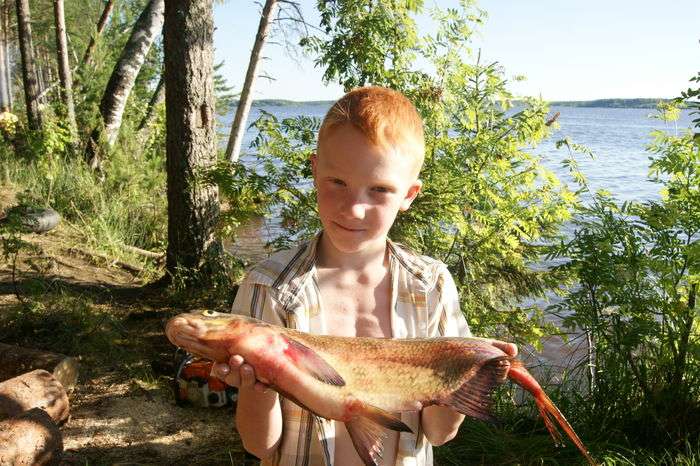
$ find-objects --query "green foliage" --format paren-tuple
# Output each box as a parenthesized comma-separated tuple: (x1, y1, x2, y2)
(547, 102, 700, 447)
(222, 1, 577, 348)
(1, 113, 168, 270)
(676, 71, 700, 130)
(302, 0, 425, 90)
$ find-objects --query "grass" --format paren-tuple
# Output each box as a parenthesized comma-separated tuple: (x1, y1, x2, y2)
(0, 134, 167, 277)
(435, 415, 700, 465)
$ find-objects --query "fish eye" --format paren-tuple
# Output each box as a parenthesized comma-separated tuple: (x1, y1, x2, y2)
(202, 310, 216, 317)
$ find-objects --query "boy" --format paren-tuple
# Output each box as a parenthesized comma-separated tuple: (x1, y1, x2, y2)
(212, 86, 517, 465)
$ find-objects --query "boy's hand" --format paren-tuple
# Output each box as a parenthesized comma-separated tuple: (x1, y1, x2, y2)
(211, 355, 270, 393)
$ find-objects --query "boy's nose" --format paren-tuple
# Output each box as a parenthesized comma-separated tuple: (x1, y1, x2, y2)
(348, 202, 366, 219)
(342, 193, 367, 219)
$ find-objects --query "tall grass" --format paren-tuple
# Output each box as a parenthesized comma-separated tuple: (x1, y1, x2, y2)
(0, 120, 167, 271)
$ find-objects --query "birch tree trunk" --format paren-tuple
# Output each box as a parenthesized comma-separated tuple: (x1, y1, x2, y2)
(163, 0, 220, 283)
(3, 1, 13, 110)
(82, 0, 114, 67)
(85, 0, 163, 170)
(53, 0, 76, 136)
(15, 0, 41, 130)
(99, 0, 163, 146)
(0, 7, 9, 112)
(225, 0, 278, 163)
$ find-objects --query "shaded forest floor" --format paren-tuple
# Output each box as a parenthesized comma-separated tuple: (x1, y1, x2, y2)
(0, 202, 252, 464)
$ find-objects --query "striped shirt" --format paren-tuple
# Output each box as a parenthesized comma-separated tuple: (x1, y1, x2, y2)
(231, 233, 471, 466)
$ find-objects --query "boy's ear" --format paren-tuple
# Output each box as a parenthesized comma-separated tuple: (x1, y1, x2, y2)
(399, 179, 422, 212)
(310, 153, 318, 177)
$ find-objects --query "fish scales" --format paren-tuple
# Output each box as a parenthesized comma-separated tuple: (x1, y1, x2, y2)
(165, 310, 596, 466)
(290, 333, 500, 407)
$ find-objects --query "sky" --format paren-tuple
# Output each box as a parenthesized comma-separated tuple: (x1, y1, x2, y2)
(214, 0, 700, 102)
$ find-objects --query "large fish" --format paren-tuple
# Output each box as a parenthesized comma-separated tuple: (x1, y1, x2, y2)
(165, 310, 595, 466)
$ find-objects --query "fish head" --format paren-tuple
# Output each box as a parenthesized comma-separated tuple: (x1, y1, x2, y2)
(165, 310, 250, 363)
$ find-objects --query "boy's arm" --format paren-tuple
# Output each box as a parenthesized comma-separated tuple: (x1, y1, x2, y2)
(421, 406, 465, 446)
(214, 357, 283, 459)
(212, 279, 284, 460)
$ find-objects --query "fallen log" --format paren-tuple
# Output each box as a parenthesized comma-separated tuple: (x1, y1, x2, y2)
(0, 370, 70, 424)
(0, 407, 63, 465)
(0, 343, 78, 390)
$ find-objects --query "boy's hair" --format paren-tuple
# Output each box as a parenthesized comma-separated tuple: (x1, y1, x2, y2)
(318, 86, 425, 174)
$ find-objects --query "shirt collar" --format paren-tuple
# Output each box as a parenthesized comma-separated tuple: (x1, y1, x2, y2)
(277, 232, 434, 306)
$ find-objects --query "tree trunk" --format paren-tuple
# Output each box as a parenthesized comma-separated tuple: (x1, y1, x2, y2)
(137, 74, 164, 131)
(2, 1, 12, 110)
(225, 0, 278, 163)
(0, 408, 63, 465)
(15, 0, 41, 130)
(85, 0, 164, 169)
(0, 370, 70, 424)
(82, 0, 114, 67)
(0, 9, 9, 112)
(163, 0, 220, 282)
(41, 45, 52, 95)
(53, 0, 76, 136)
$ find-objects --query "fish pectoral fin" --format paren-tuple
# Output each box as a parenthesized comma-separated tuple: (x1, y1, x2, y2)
(345, 403, 414, 466)
(362, 403, 413, 433)
(283, 335, 345, 386)
(446, 355, 510, 421)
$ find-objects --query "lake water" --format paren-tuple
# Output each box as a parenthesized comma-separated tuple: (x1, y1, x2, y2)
(221, 104, 695, 378)
(225, 103, 693, 204)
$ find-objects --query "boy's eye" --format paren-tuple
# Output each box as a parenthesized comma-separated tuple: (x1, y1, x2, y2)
(330, 179, 345, 186)
(372, 186, 391, 194)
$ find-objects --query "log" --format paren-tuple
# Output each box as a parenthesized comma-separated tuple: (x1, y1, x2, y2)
(0, 343, 78, 390)
(0, 407, 63, 465)
(0, 370, 69, 424)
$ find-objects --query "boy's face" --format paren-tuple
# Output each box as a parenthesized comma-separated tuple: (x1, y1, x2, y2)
(312, 123, 422, 255)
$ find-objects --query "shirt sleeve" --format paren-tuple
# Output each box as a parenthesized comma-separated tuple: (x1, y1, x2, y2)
(427, 264, 471, 338)
(230, 274, 287, 327)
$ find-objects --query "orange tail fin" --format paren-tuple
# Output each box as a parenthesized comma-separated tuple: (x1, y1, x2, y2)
(508, 361, 597, 466)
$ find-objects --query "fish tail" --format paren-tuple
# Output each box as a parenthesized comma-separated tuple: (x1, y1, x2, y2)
(508, 362, 597, 466)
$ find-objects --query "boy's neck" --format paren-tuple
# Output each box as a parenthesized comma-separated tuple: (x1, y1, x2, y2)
(316, 233, 389, 272)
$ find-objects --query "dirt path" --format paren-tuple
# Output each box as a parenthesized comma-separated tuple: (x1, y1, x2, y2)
(0, 226, 253, 465)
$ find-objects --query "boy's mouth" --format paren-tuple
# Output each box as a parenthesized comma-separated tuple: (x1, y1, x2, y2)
(334, 222, 365, 232)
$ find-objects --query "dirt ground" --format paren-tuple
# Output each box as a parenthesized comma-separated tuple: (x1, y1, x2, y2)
(0, 219, 255, 465)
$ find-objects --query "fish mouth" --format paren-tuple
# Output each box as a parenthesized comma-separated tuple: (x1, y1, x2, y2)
(165, 316, 217, 360)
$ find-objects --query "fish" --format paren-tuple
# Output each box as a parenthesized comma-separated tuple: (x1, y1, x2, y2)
(165, 310, 596, 466)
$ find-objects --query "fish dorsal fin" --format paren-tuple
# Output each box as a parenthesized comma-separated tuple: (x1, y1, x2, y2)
(283, 335, 345, 386)
(345, 402, 413, 466)
(446, 355, 510, 421)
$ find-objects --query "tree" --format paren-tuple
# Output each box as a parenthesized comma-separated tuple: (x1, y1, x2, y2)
(53, 0, 77, 137)
(225, 0, 279, 163)
(0, 2, 9, 112)
(1, 1, 13, 111)
(81, 0, 114, 67)
(85, 0, 164, 170)
(15, 0, 42, 130)
(163, 0, 220, 284)
(137, 74, 163, 132)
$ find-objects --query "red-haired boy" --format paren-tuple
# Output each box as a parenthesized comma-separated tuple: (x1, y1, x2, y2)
(213, 86, 516, 466)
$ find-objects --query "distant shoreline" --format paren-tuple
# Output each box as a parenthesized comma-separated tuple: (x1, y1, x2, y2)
(241, 97, 672, 110)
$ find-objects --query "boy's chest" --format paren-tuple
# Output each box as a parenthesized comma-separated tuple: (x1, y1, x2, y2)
(315, 270, 394, 338)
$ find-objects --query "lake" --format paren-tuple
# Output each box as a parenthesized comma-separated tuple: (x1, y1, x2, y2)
(222, 103, 693, 260)
(226, 103, 693, 202)
(221, 103, 695, 378)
